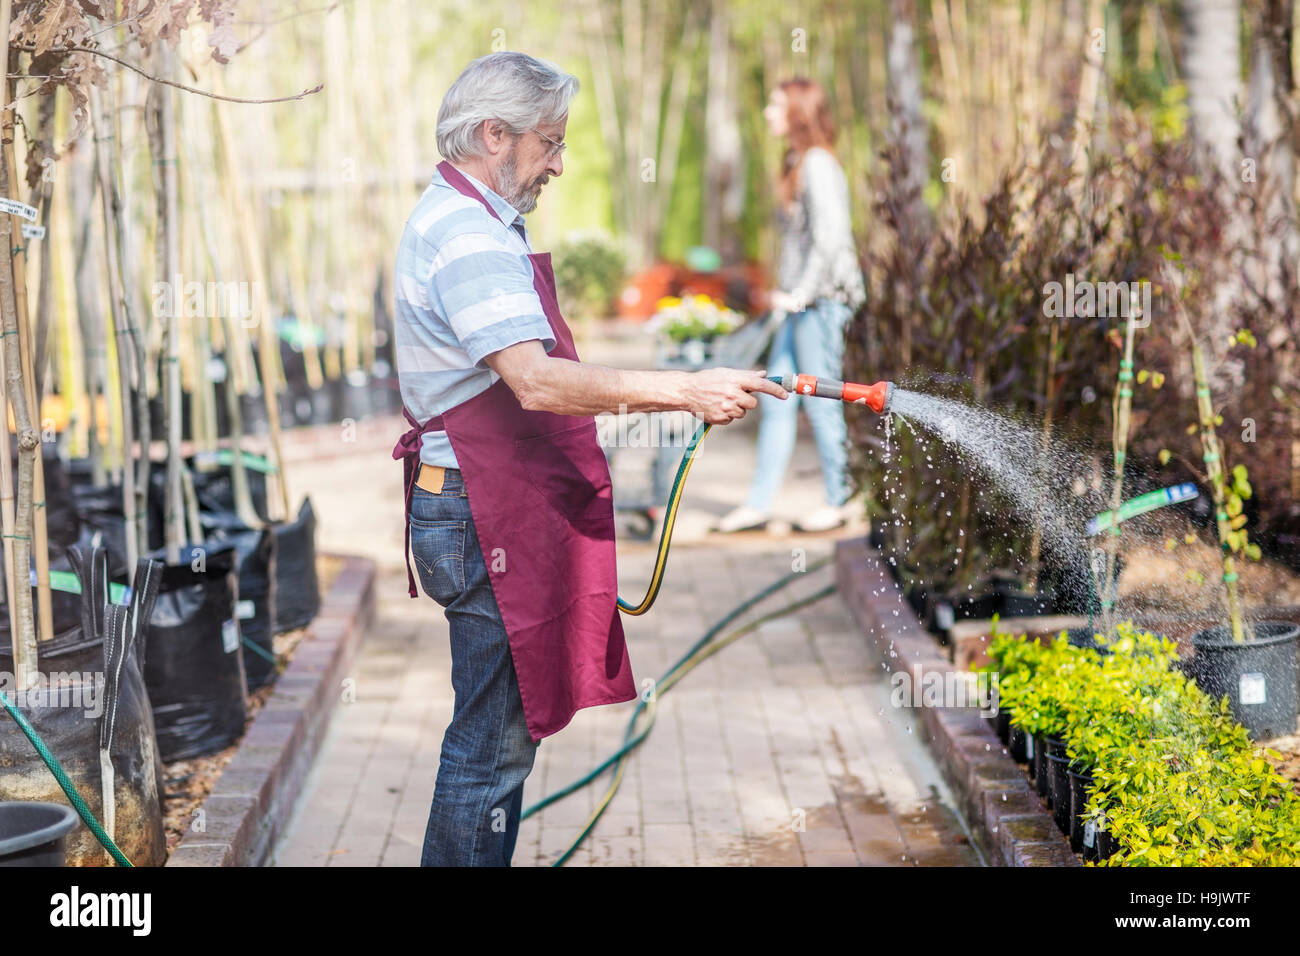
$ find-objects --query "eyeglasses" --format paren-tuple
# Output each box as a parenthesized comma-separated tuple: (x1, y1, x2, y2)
(530, 127, 566, 159)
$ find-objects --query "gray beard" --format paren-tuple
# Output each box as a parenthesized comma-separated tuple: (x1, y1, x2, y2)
(498, 152, 546, 215)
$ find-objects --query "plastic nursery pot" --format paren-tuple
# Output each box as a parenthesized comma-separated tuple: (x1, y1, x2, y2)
(1008, 725, 1029, 764)
(1033, 733, 1048, 789)
(1024, 731, 1036, 782)
(1066, 627, 1112, 656)
(1190, 621, 1300, 740)
(1067, 768, 1096, 855)
(1047, 752, 1073, 835)
(1039, 736, 1066, 804)
(0, 802, 79, 866)
(996, 710, 1011, 746)
(1096, 826, 1118, 862)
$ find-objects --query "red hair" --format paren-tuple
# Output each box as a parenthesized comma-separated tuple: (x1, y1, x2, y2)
(776, 78, 837, 208)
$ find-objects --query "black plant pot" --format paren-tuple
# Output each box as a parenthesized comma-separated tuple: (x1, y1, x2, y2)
(0, 802, 79, 866)
(1009, 725, 1028, 763)
(1025, 731, 1036, 781)
(1000, 590, 1056, 618)
(1096, 827, 1117, 862)
(1068, 768, 1095, 854)
(1066, 626, 1113, 656)
(1189, 621, 1300, 740)
(1032, 733, 1047, 785)
(996, 709, 1010, 746)
(1048, 752, 1073, 834)
(1039, 735, 1065, 803)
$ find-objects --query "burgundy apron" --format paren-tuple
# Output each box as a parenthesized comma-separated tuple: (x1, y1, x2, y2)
(392, 160, 636, 742)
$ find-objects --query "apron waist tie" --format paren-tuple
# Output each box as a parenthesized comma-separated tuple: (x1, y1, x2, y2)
(393, 407, 445, 598)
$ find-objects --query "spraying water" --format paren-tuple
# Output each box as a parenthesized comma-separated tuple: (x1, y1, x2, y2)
(886, 388, 1100, 569)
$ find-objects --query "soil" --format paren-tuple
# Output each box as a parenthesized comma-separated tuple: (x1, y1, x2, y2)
(160, 553, 343, 857)
(1116, 539, 1300, 613)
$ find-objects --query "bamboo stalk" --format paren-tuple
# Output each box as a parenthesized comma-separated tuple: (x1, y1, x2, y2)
(5, 87, 53, 646)
(146, 45, 184, 563)
(0, 14, 40, 689)
(91, 83, 139, 572)
(1101, 306, 1140, 636)
(1169, 266, 1246, 643)
(210, 70, 289, 521)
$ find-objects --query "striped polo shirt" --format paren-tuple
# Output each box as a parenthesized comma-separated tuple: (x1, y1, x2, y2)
(393, 164, 557, 469)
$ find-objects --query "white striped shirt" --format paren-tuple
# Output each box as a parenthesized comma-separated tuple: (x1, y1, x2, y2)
(393, 165, 556, 468)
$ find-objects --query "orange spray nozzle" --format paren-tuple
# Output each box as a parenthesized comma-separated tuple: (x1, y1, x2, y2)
(771, 375, 894, 414)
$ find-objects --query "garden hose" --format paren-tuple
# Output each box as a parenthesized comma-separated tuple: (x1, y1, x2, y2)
(0, 689, 132, 866)
(616, 374, 892, 616)
(530, 557, 837, 866)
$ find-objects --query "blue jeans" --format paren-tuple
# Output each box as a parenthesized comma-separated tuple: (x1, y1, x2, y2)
(745, 298, 852, 511)
(409, 469, 539, 866)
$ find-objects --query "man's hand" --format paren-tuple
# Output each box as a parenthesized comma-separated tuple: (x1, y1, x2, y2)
(683, 368, 788, 425)
(483, 339, 787, 420)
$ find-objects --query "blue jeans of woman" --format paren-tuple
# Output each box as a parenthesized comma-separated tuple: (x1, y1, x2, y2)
(745, 297, 852, 512)
(409, 469, 539, 866)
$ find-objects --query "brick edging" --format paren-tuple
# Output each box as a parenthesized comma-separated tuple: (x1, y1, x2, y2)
(165, 553, 376, 867)
(833, 536, 1079, 867)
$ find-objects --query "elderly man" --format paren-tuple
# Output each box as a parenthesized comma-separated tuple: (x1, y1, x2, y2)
(392, 51, 784, 867)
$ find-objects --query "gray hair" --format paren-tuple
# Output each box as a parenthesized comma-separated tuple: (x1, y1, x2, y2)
(436, 52, 578, 163)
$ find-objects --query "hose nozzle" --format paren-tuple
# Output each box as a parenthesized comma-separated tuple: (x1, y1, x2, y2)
(770, 374, 894, 414)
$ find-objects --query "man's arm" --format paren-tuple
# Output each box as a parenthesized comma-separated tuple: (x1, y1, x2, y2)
(483, 340, 787, 425)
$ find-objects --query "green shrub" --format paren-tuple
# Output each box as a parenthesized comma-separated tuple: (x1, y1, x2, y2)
(551, 230, 626, 320)
(989, 619, 1300, 866)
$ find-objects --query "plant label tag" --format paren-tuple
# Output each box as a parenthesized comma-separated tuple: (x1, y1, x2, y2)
(222, 618, 239, 654)
(1240, 672, 1267, 706)
(1083, 820, 1096, 849)
(236, 599, 255, 620)
(0, 198, 38, 221)
(20, 223, 44, 240)
(935, 603, 955, 630)
(1025, 735, 1034, 759)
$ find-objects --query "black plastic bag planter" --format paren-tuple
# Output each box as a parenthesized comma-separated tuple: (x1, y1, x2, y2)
(1047, 750, 1073, 834)
(0, 547, 167, 866)
(1189, 621, 1300, 740)
(143, 544, 247, 762)
(204, 524, 278, 691)
(273, 497, 320, 634)
(996, 709, 1010, 745)
(0, 802, 79, 866)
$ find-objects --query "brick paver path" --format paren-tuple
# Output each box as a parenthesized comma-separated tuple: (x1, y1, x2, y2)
(270, 326, 982, 867)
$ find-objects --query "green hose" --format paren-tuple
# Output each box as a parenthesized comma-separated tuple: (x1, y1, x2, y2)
(0, 689, 133, 866)
(528, 555, 837, 866)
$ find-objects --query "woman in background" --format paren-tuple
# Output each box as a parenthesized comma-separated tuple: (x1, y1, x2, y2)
(714, 77, 866, 534)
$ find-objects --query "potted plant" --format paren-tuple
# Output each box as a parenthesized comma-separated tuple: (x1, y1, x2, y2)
(1166, 263, 1300, 740)
(649, 294, 745, 366)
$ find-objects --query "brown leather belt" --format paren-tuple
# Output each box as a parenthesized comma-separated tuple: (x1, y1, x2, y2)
(416, 463, 448, 494)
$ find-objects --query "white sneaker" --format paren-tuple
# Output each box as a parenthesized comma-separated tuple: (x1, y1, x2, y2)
(712, 505, 771, 533)
(794, 505, 848, 533)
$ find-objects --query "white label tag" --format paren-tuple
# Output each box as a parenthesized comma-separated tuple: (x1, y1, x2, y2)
(935, 603, 955, 629)
(1025, 735, 1034, 759)
(20, 223, 44, 240)
(222, 618, 239, 653)
(236, 599, 255, 620)
(1240, 672, 1267, 706)
(1083, 820, 1096, 848)
(0, 198, 38, 221)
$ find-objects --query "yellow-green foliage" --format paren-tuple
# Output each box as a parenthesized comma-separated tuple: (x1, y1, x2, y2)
(987, 621, 1300, 866)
